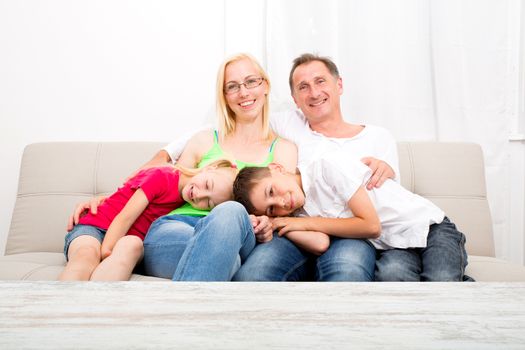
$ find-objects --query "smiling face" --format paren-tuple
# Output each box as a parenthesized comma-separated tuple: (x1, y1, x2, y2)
(224, 58, 269, 122)
(247, 165, 305, 217)
(291, 60, 343, 124)
(181, 167, 235, 210)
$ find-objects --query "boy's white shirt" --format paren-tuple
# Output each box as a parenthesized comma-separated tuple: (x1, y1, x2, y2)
(296, 153, 445, 250)
(270, 109, 400, 181)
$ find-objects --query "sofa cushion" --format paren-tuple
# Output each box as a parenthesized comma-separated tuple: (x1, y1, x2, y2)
(0, 252, 166, 281)
(0, 252, 66, 280)
(466, 256, 525, 282)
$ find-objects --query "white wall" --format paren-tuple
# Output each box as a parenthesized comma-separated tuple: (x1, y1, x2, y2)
(0, 0, 227, 254)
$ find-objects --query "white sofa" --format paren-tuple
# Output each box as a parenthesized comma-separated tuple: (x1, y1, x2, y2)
(1, 141, 524, 281)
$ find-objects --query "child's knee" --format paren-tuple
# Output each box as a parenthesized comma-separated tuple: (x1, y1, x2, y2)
(68, 237, 101, 263)
(114, 235, 144, 259)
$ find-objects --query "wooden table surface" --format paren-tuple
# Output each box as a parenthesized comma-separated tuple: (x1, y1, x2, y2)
(0, 281, 524, 349)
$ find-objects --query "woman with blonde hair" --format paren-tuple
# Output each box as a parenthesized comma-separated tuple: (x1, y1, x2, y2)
(69, 53, 297, 280)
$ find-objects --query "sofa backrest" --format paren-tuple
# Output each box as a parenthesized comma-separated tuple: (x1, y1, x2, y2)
(5, 142, 165, 256)
(4, 141, 495, 257)
(397, 142, 495, 257)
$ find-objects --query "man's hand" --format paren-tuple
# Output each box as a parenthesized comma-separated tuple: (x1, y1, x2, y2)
(272, 217, 308, 236)
(361, 157, 395, 190)
(66, 196, 107, 231)
(249, 215, 273, 243)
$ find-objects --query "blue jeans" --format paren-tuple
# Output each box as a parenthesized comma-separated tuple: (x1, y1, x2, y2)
(375, 217, 472, 281)
(142, 201, 256, 281)
(63, 224, 106, 261)
(233, 234, 376, 281)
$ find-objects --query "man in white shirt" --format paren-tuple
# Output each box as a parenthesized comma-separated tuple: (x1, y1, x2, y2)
(233, 53, 401, 281)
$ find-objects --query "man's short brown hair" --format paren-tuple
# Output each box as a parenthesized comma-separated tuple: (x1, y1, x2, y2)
(288, 53, 340, 93)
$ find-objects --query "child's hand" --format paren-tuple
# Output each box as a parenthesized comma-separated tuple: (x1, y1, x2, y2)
(249, 215, 273, 243)
(67, 196, 108, 231)
(100, 246, 112, 260)
(272, 217, 307, 236)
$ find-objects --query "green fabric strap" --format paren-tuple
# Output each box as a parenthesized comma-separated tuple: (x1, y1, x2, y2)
(169, 130, 279, 217)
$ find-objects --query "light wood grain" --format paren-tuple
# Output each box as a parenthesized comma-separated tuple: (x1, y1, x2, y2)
(0, 282, 524, 349)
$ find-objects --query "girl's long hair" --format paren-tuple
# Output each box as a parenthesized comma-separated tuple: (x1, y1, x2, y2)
(174, 159, 236, 177)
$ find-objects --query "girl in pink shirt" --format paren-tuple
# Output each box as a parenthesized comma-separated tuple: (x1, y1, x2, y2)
(59, 160, 237, 281)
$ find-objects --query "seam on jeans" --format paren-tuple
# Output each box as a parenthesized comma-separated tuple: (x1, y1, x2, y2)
(143, 241, 188, 248)
(426, 222, 468, 281)
(237, 214, 255, 263)
(172, 212, 207, 279)
(447, 219, 467, 280)
(240, 229, 255, 262)
(459, 232, 467, 277)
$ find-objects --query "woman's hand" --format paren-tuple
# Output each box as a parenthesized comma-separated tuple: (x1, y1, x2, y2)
(361, 157, 395, 190)
(249, 215, 273, 243)
(66, 196, 108, 231)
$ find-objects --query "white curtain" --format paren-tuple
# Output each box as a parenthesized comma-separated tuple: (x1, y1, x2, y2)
(265, 0, 522, 261)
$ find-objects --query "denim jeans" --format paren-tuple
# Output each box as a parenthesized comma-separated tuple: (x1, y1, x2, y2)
(233, 234, 376, 281)
(63, 224, 106, 261)
(142, 201, 255, 281)
(375, 217, 472, 281)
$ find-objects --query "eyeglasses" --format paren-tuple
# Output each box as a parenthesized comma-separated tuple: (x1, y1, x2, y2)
(224, 77, 265, 95)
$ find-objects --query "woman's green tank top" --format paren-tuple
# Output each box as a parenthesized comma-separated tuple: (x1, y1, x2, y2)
(169, 130, 279, 216)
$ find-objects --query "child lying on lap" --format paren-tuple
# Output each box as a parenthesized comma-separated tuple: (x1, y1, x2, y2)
(233, 152, 471, 281)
